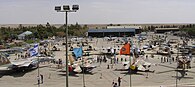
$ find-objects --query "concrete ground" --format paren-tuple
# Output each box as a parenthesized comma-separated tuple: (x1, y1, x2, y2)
(1, 33, 195, 87)
(1, 57, 195, 87)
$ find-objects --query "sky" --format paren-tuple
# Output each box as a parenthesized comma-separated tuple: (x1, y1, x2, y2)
(0, 0, 195, 24)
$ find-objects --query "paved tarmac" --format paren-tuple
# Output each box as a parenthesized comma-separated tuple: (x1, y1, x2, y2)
(1, 56, 195, 87)
(1, 33, 195, 87)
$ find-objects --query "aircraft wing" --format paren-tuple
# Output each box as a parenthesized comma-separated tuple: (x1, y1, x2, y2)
(85, 63, 96, 68)
(124, 65, 129, 69)
(122, 61, 130, 65)
(11, 60, 31, 67)
(143, 45, 149, 49)
(0, 67, 10, 70)
(0, 63, 14, 71)
(137, 65, 146, 71)
(19, 62, 32, 67)
(143, 62, 151, 66)
(73, 66, 82, 73)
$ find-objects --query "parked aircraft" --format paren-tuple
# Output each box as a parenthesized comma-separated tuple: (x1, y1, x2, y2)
(58, 55, 97, 76)
(115, 57, 155, 74)
(156, 58, 195, 80)
(0, 54, 54, 74)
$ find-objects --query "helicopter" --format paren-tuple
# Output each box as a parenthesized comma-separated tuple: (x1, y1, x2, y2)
(156, 43, 195, 80)
(156, 58, 195, 80)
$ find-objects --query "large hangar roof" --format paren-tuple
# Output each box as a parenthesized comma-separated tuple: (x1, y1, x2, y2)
(88, 28, 135, 33)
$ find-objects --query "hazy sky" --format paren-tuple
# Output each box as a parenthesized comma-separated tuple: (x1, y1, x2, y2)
(0, 0, 195, 24)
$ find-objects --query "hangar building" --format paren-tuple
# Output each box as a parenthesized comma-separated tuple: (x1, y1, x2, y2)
(87, 28, 136, 37)
(155, 28, 179, 33)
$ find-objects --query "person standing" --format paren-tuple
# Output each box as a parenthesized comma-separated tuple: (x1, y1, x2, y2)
(116, 58, 119, 64)
(146, 55, 148, 59)
(114, 58, 116, 64)
(172, 57, 174, 62)
(37, 76, 40, 85)
(121, 58, 123, 62)
(125, 58, 127, 62)
(118, 77, 122, 86)
(100, 57, 102, 64)
(40, 74, 43, 84)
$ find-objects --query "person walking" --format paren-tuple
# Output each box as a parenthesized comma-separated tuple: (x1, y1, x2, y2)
(118, 77, 122, 86)
(40, 74, 43, 84)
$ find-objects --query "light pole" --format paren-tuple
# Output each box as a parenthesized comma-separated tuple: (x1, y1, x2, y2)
(55, 5, 79, 87)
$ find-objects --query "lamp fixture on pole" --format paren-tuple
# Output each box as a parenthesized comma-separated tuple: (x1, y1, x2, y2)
(55, 5, 79, 87)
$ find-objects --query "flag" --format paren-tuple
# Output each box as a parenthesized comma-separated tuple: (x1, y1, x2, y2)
(73, 47, 83, 58)
(120, 43, 130, 55)
(29, 44, 39, 57)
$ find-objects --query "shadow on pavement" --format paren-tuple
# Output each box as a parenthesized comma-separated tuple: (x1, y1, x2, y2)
(120, 72, 145, 76)
(58, 73, 79, 77)
(0, 68, 37, 78)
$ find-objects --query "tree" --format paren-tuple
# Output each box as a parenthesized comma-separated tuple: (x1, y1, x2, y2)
(56, 32, 65, 37)
(18, 24, 23, 29)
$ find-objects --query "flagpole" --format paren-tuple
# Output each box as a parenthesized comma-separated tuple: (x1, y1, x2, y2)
(74, 46, 85, 87)
(81, 46, 86, 87)
(82, 56, 86, 87)
(120, 41, 132, 87)
(129, 42, 132, 87)
(38, 53, 40, 87)
(129, 52, 132, 87)
(37, 44, 40, 87)
(176, 43, 179, 87)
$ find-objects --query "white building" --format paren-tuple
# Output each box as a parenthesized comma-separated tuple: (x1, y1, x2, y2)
(18, 31, 33, 40)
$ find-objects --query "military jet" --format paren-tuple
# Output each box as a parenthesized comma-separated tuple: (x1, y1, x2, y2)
(57, 55, 97, 76)
(115, 57, 155, 74)
(0, 54, 54, 74)
(0, 57, 37, 73)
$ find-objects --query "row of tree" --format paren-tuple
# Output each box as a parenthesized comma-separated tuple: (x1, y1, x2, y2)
(180, 24, 195, 37)
(141, 24, 195, 32)
(0, 22, 88, 43)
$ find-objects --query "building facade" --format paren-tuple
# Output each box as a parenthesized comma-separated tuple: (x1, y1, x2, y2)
(87, 28, 136, 37)
(155, 28, 179, 33)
